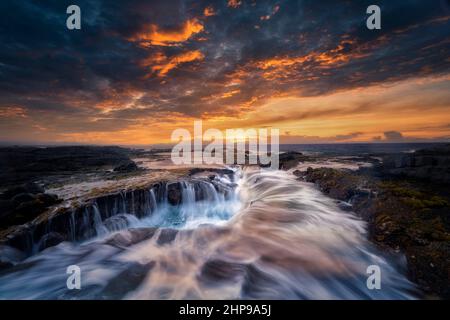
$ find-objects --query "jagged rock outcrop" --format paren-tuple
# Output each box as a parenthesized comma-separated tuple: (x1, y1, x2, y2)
(113, 160, 139, 172)
(258, 151, 309, 170)
(278, 151, 309, 170)
(0, 146, 133, 188)
(380, 144, 450, 184)
(0, 182, 61, 229)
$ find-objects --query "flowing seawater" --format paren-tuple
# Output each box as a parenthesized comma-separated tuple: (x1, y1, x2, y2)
(0, 168, 417, 299)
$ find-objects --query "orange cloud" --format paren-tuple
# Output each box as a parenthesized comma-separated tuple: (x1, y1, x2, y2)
(142, 50, 205, 77)
(204, 6, 216, 17)
(221, 89, 241, 98)
(252, 40, 368, 80)
(0, 106, 27, 118)
(253, 55, 312, 80)
(227, 0, 242, 9)
(256, 55, 310, 69)
(95, 89, 145, 112)
(130, 18, 204, 46)
(315, 40, 368, 65)
(201, 89, 242, 102)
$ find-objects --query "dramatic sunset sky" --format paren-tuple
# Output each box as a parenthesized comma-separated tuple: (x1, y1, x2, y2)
(0, 0, 449, 145)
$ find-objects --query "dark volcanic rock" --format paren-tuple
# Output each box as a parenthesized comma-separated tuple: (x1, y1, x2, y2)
(0, 245, 26, 270)
(188, 167, 234, 177)
(1, 182, 44, 199)
(0, 182, 62, 230)
(381, 144, 450, 184)
(406, 242, 450, 298)
(224, 150, 309, 169)
(157, 229, 178, 245)
(278, 151, 308, 170)
(105, 228, 158, 248)
(297, 166, 450, 298)
(98, 262, 155, 299)
(0, 146, 132, 188)
(113, 160, 139, 172)
(167, 182, 182, 206)
(0, 260, 14, 270)
(0, 200, 15, 220)
(37, 232, 65, 251)
(295, 167, 373, 201)
(11, 193, 36, 203)
(35, 193, 60, 206)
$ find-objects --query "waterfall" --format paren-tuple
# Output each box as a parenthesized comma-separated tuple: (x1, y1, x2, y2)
(120, 192, 126, 214)
(149, 189, 157, 212)
(92, 203, 108, 237)
(141, 178, 240, 230)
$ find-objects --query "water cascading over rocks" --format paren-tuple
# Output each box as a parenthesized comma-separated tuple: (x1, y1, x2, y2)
(0, 168, 418, 300)
(0, 174, 239, 257)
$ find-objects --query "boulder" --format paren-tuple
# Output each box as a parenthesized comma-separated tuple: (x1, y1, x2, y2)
(278, 151, 307, 170)
(167, 182, 182, 206)
(1, 182, 44, 200)
(406, 242, 450, 298)
(381, 144, 450, 184)
(11, 193, 36, 204)
(0, 188, 61, 230)
(37, 232, 65, 251)
(0, 200, 15, 219)
(113, 161, 139, 172)
(36, 193, 60, 206)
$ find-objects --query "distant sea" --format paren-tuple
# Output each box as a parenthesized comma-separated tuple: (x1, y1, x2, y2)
(279, 142, 448, 156)
(1, 142, 446, 157)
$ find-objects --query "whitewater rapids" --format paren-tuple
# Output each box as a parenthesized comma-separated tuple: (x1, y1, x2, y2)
(0, 168, 417, 299)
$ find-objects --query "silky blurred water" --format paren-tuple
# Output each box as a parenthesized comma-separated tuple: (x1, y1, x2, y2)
(0, 168, 417, 299)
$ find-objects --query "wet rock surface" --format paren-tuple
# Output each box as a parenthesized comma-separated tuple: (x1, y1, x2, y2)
(167, 182, 183, 206)
(278, 151, 310, 170)
(113, 160, 139, 172)
(0, 174, 234, 258)
(188, 167, 234, 178)
(380, 144, 450, 184)
(100, 262, 156, 299)
(258, 151, 310, 169)
(0, 182, 61, 230)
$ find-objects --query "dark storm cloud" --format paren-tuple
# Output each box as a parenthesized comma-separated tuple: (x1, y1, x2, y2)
(0, 0, 449, 135)
(335, 132, 363, 141)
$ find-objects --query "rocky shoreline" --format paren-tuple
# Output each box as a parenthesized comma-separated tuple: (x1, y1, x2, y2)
(0, 168, 236, 260)
(0, 144, 449, 298)
(293, 146, 450, 298)
(0, 146, 238, 267)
